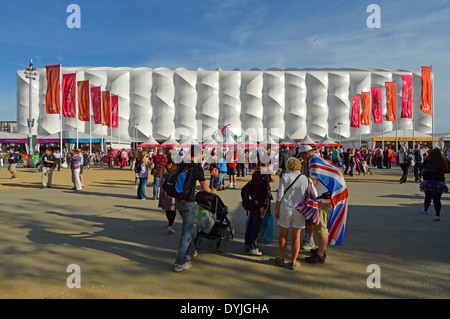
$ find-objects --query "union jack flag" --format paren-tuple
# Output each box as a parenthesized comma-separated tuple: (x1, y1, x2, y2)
(309, 155, 349, 246)
(296, 178, 320, 225)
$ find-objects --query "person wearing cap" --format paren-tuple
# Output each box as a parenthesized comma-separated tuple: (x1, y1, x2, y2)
(298, 145, 316, 250)
(299, 144, 333, 263)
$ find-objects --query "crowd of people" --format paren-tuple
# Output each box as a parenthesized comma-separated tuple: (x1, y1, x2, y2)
(2, 142, 449, 272)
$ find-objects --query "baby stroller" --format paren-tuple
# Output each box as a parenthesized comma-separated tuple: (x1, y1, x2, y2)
(194, 191, 234, 253)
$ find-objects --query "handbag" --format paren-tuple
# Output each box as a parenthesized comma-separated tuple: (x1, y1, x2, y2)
(258, 213, 273, 244)
(151, 156, 163, 176)
(211, 167, 219, 178)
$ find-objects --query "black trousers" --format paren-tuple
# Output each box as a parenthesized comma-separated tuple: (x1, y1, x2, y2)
(399, 164, 409, 183)
(424, 191, 443, 216)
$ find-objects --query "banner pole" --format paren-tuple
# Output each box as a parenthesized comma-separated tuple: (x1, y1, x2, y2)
(60, 62, 63, 156)
(431, 66, 435, 148)
(89, 81, 92, 154)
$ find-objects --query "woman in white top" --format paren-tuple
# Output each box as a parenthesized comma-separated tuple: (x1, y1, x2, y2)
(275, 157, 309, 269)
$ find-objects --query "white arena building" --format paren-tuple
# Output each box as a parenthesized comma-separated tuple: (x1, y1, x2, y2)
(16, 67, 432, 145)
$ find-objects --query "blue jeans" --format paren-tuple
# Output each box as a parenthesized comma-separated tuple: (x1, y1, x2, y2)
(175, 200, 197, 265)
(137, 177, 147, 199)
(245, 208, 263, 253)
(349, 163, 355, 176)
(153, 175, 160, 199)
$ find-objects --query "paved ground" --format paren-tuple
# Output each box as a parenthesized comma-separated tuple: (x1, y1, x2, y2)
(0, 163, 449, 299)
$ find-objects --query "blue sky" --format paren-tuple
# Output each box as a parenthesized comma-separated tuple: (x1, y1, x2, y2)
(1, 0, 449, 131)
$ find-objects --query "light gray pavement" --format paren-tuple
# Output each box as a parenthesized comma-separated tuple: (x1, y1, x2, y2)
(0, 165, 449, 298)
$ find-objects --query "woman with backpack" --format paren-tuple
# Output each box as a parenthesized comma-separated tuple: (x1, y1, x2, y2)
(159, 156, 177, 233)
(244, 156, 272, 256)
(419, 148, 449, 221)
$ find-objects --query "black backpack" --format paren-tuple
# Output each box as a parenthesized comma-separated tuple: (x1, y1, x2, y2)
(162, 163, 195, 200)
(241, 179, 258, 211)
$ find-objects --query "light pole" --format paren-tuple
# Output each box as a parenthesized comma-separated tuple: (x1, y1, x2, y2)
(24, 59, 37, 157)
(133, 123, 139, 149)
(337, 122, 342, 145)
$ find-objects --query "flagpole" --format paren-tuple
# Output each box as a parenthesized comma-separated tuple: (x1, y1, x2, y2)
(412, 73, 415, 150)
(431, 66, 435, 148)
(89, 80, 92, 154)
(60, 62, 63, 155)
(100, 85, 103, 153)
(118, 94, 120, 150)
(110, 93, 113, 151)
(76, 72, 79, 149)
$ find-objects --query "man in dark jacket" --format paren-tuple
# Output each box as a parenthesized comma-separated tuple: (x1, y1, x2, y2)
(41, 148, 56, 189)
(244, 155, 272, 256)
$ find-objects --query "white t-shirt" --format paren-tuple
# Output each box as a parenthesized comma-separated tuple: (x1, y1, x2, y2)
(276, 171, 308, 210)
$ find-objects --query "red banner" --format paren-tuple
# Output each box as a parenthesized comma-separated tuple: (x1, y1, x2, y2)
(401, 75, 412, 119)
(45, 64, 60, 114)
(111, 95, 119, 128)
(371, 87, 382, 124)
(62, 73, 76, 118)
(350, 96, 360, 128)
(102, 91, 111, 127)
(91, 86, 102, 125)
(421, 66, 432, 115)
(385, 82, 396, 122)
(360, 92, 370, 126)
(77, 80, 90, 121)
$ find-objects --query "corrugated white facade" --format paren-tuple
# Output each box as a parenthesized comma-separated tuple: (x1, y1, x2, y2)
(16, 67, 431, 143)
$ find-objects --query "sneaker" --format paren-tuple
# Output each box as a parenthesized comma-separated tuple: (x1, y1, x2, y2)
(167, 226, 175, 234)
(422, 208, 428, 214)
(310, 248, 328, 259)
(433, 216, 440, 221)
(305, 254, 326, 264)
(301, 240, 315, 251)
(174, 261, 192, 272)
(186, 250, 198, 261)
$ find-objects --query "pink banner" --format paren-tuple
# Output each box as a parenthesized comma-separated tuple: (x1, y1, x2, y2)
(91, 86, 102, 124)
(401, 75, 412, 118)
(111, 95, 119, 128)
(371, 87, 382, 124)
(350, 96, 360, 128)
(62, 73, 76, 117)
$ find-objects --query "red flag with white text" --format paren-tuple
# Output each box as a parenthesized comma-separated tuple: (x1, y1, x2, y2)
(77, 80, 90, 121)
(385, 82, 396, 122)
(91, 86, 102, 124)
(401, 75, 412, 119)
(45, 64, 60, 114)
(350, 96, 360, 128)
(371, 87, 382, 124)
(62, 73, 76, 118)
